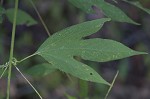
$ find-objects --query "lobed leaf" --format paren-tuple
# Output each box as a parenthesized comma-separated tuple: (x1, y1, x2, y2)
(6, 8, 37, 26)
(68, 0, 139, 24)
(37, 18, 110, 85)
(36, 18, 146, 85)
(38, 18, 111, 50)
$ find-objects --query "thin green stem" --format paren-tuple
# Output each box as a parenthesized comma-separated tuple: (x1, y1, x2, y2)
(17, 53, 38, 64)
(104, 70, 119, 99)
(29, 0, 51, 36)
(0, 67, 8, 79)
(6, 0, 19, 98)
(15, 66, 43, 99)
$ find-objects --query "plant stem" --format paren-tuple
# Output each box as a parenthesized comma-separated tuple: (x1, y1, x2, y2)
(0, 67, 8, 79)
(29, 0, 51, 36)
(17, 53, 38, 64)
(15, 66, 43, 99)
(6, 0, 19, 98)
(104, 71, 119, 99)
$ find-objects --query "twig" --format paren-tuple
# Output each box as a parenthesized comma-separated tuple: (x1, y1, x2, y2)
(29, 0, 51, 36)
(104, 71, 119, 99)
(15, 66, 43, 99)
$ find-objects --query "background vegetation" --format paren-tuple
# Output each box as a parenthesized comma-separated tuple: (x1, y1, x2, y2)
(0, 0, 150, 99)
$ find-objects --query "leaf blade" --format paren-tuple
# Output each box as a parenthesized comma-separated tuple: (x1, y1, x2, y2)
(68, 0, 139, 24)
(26, 63, 56, 77)
(6, 8, 37, 26)
(37, 18, 111, 52)
(96, 0, 139, 24)
(36, 18, 146, 85)
(38, 54, 110, 85)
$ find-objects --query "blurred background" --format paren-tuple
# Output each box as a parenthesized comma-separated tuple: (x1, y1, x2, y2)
(0, 0, 150, 99)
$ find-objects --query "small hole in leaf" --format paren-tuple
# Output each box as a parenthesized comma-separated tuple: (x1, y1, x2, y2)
(90, 73, 93, 75)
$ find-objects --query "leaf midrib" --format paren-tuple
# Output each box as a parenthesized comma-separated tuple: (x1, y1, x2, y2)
(38, 47, 134, 54)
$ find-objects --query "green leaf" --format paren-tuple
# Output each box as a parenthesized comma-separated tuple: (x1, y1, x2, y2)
(36, 18, 110, 85)
(68, 0, 139, 24)
(123, 0, 150, 14)
(26, 63, 56, 77)
(68, 0, 94, 13)
(96, 0, 139, 24)
(6, 8, 37, 26)
(36, 18, 146, 85)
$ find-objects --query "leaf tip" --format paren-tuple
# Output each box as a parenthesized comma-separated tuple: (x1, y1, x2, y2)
(103, 18, 111, 22)
(133, 22, 141, 25)
(107, 18, 111, 21)
(100, 79, 111, 86)
(134, 51, 148, 55)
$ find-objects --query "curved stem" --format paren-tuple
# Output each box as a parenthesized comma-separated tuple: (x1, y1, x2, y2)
(6, 0, 19, 98)
(104, 70, 119, 99)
